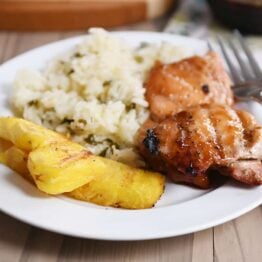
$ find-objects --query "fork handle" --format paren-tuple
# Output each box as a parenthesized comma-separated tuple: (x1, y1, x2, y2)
(232, 82, 262, 89)
(235, 91, 262, 104)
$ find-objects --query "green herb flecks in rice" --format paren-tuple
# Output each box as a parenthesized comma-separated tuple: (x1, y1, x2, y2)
(12, 28, 190, 167)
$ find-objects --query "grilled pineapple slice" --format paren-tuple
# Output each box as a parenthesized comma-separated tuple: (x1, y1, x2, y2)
(0, 117, 164, 209)
(68, 159, 164, 209)
(0, 138, 32, 182)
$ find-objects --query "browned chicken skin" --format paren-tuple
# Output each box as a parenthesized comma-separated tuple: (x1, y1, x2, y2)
(139, 51, 262, 188)
(146, 51, 234, 121)
(139, 104, 262, 188)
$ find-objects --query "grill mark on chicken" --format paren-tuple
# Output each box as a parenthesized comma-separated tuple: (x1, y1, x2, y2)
(139, 104, 262, 188)
(236, 110, 262, 158)
(208, 105, 244, 161)
(140, 51, 261, 188)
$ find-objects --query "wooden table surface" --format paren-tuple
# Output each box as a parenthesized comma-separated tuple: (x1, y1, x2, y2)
(0, 19, 261, 262)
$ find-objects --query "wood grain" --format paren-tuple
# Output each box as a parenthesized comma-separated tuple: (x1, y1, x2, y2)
(0, 22, 261, 262)
(233, 207, 262, 262)
(0, 0, 174, 31)
(0, 208, 261, 262)
(214, 207, 262, 262)
(214, 221, 245, 262)
(192, 229, 213, 262)
(20, 228, 63, 262)
(0, 213, 30, 262)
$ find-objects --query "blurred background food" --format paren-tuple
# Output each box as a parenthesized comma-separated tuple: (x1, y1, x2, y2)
(0, 0, 261, 36)
(207, 0, 262, 34)
(0, 0, 176, 31)
(164, 0, 261, 53)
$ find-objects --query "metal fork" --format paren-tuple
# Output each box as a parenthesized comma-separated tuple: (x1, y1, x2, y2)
(210, 31, 262, 103)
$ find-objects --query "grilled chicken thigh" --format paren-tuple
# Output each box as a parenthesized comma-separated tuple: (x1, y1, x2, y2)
(139, 104, 262, 188)
(146, 51, 234, 121)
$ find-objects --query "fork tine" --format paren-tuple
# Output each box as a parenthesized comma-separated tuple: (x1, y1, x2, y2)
(234, 30, 262, 80)
(216, 36, 242, 84)
(226, 37, 254, 81)
(207, 40, 213, 51)
(235, 87, 262, 103)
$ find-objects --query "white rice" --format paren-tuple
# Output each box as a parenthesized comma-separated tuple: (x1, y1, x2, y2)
(12, 28, 189, 167)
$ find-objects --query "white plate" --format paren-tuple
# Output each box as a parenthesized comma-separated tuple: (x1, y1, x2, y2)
(0, 32, 261, 241)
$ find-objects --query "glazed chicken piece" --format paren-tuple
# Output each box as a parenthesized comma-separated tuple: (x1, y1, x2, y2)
(146, 51, 234, 121)
(139, 104, 262, 188)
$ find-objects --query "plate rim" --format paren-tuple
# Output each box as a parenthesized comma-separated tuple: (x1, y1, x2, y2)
(0, 31, 261, 241)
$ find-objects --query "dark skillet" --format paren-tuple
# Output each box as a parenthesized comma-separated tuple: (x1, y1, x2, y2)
(207, 0, 262, 34)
